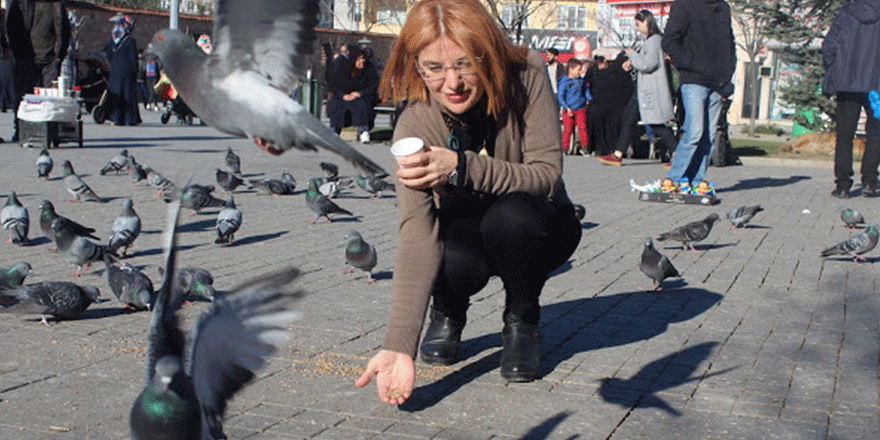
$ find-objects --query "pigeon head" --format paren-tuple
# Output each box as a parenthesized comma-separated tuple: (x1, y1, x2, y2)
(705, 213, 720, 224)
(4, 191, 20, 207)
(4, 262, 33, 286)
(147, 28, 206, 78)
(122, 198, 135, 213)
(82, 285, 101, 302)
(225, 195, 236, 209)
(869, 223, 880, 235)
(345, 229, 363, 243)
(39, 200, 55, 213)
(644, 237, 655, 250)
(39, 148, 49, 156)
(152, 356, 184, 391)
(62, 160, 74, 175)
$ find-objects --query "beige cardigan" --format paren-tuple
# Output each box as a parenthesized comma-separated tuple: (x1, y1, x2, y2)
(383, 50, 570, 357)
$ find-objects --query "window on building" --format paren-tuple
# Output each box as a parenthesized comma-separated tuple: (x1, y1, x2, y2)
(501, 3, 529, 28)
(558, 5, 587, 30)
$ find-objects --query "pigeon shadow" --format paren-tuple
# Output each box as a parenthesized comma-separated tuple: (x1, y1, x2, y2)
(731, 224, 770, 230)
(401, 288, 723, 411)
(656, 278, 689, 291)
(82, 143, 159, 149)
(581, 221, 599, 230)
(717, 175, 811, 193)
(661, 242, 736, 252)
(86, 135, 236, 143)
(77, 307, 131, 320)
(371, 270, 393, 281)
(548, 260, 575, 278)
(597, 342, 738, 417)
(140, 229, 163, 235)
(233, 231, 289, 246)
(325, 216, 361, 224)
(162, 148, 225, 154)
(179, 219, 216, 232)
(22, 237, 51, 247)
(132, 243, 199, 258)
(521, 412, 578, 440)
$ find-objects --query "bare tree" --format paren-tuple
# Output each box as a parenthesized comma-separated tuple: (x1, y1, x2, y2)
(484, 0, 556, 44)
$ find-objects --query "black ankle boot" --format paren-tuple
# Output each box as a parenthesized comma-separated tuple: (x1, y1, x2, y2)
(420, 309, 465, 365)
(500, 321, 541, 382)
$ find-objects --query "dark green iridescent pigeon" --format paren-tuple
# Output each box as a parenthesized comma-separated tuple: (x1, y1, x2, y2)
(839, 206, 865, 230)
(306, 178, 352, 223)
(0, 262, 33, 290)
(176, 267, 216, 301)
(178, 184, 225, 215)
(821, 222, 880, 264)
(104, 252, 154, 311)
(0, 281, 99, 326)
(344, 229, 377, 282)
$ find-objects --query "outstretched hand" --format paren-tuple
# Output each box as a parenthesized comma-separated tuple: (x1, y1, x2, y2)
(355, 350, 415, 405)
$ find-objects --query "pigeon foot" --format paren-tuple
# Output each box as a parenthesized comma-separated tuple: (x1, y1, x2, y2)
(254, 137, 282, 156)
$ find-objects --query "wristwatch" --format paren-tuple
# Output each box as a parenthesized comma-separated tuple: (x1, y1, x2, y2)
(447, 149, 466, 186)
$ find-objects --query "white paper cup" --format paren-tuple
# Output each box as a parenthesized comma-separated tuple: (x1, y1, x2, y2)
(390, 137, 426, 164)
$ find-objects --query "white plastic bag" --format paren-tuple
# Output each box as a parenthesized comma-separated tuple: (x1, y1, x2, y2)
(17, 95, 79, 122)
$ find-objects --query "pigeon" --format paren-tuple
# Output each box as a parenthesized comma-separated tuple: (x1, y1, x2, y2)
(225, 147, 241, 176)
(214, 168, 244, 193)
(344, 230, 377, 282)
(573, 204, 586, 221)
(355, 175, 395, 198)
(36, 148, 53, 179)
(656, 213, 720, 251)
(176, 267, 216, 301)
(0, 262, 33, 290)
(215, 195, 242, 245)
(821, 222, 880, 264)
(108, 198, 142, 257)
(306, 178, 353, 223)
(0, 281, 100, 326)
(249, 173, 296, 195)
(53, 218, 105, 277)
(319, 177, 352, 198)
(726, 205, 764, 229)
(62, 160, 102, 202)
(104, 253, 155, 311)
(129, 157, 148, 184)
(100, 149, 130, 175)
(179, 184, 225, 214)
(639, 237, 680, 291)
(145, 4, 387, 177)
(147, 168, 176, 196)
(2, 191, 29, 245)
(320, 161, 339, 179)
(839, 207, 865, 230)
(38, 200, 100, 245)
(128, 200, 304, 440)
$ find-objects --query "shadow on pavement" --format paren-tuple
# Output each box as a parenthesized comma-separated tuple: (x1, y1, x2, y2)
(717, 175, 811, 193)
(233, 231, 288, 246)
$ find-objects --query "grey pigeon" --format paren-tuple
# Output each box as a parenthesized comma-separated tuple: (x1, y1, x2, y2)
(179, 184, 225, 214)
(145, 3, 386, 177)
(36, 148, 53, 179)
(0, 281, 100, 325)
(53, 218, 105, 276)
(0, 262, 33, 290)
(656, 213, 720, 251)
(839, 206, 865, 230)
(355, 175, 395, 198)
(108, 198, 142, 257)
(639, 237, 680, 291)
(62, 160, 102, 202)
(573, 204, 586, 221)
(2, 191, 29, 245)
(320, 161, 339, 179)
(129, 157, 148, 184)
(214, 168, 243, 193)
(225, 147, 241, 176)
(128, 200, 304, 440)
(726, 205, 764, 229)
(39, 200, 99, 245)
(319, 177, 352, 198)
(100, 149, 130, 175)
(249, 172, 296, 195)
(104, 253, 155, 311)
(147, 168, 176, 196)
(176, 267, 216, 301)
(215, 195, 242, 245)
(306, 178, 353, 223)
(344, 230, 377, 282)
(821, 222, 880, 264)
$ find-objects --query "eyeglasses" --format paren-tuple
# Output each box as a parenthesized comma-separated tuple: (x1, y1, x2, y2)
(417, 57, 482, 83)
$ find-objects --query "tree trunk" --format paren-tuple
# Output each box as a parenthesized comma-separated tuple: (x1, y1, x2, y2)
(748, 61, 759, 137)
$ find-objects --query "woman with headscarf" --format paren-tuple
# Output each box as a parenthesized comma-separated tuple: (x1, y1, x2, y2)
(104, 15, 140, 126)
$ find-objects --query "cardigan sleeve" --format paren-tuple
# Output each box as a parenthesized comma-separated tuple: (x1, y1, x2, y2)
(629, 35, 662, 74)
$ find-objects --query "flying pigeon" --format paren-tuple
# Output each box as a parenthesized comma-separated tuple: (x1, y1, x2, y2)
(319, 177, 352, 198)
(320, 161, 339, 179)
(176, 267, 216, 301)
(179, 184, 225, 214)
(2, 191, 29, 245)
(306, 178, 353, 223)
(128, 200, 304, 440)
(0, 262, 33, 290)
(225, 147, 241, 176)
(215, 195, 242, 245)
(100, 149, 131, 175)
(344, 229, 377, 282)
(53, 218, 105, 277)
(821, 222, 880, 264)
(62, 160, 102, 203)
(38, 200, 100, 247)
(145, 2, 386, 177)
(249, 173, 296, 195)
(573, 204, 586, 221)
(839, 207, 865, 230)
(355, 175, 395, 198)
(640, 237, 680, 291)
(108, 198, 142, 257)
(0, 281, 100, 326)
(214, 168, 244, 193)
(726, 205, 764, 229)
(656, 213, 720, 251)
(36, 148, 53, 179)
(104, 253, 155, 311)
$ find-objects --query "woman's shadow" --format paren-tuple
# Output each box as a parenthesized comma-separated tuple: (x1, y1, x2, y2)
(400, 287, 723, 412)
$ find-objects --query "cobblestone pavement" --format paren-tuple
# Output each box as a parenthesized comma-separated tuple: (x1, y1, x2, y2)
(0, 111, 878, 439)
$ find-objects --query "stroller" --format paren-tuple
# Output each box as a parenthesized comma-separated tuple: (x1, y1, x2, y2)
(154, 72, 198, 125)
(74, 53, 110, 121)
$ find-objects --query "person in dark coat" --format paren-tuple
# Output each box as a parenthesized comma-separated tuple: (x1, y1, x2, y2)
(1, 7, 16, 114)
(822, 0, 880, 198)
(327, 45, 379, 143)
(586, 53, 634, 157)
(103, 15, 140, 126)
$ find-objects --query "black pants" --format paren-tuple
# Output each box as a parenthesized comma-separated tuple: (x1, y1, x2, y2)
(613, 95, 677, 160)
(431, 192, 582, 325)
(834, 92, 880, 190)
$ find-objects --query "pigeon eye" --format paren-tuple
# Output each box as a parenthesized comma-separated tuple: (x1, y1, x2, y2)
(157, 33, 164, 42)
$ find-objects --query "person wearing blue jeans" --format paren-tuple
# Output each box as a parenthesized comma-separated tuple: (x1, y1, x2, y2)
(661, 0, 735, 188)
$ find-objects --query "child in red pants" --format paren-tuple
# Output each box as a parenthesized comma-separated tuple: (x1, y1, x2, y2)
(557, 58, 592, 154)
